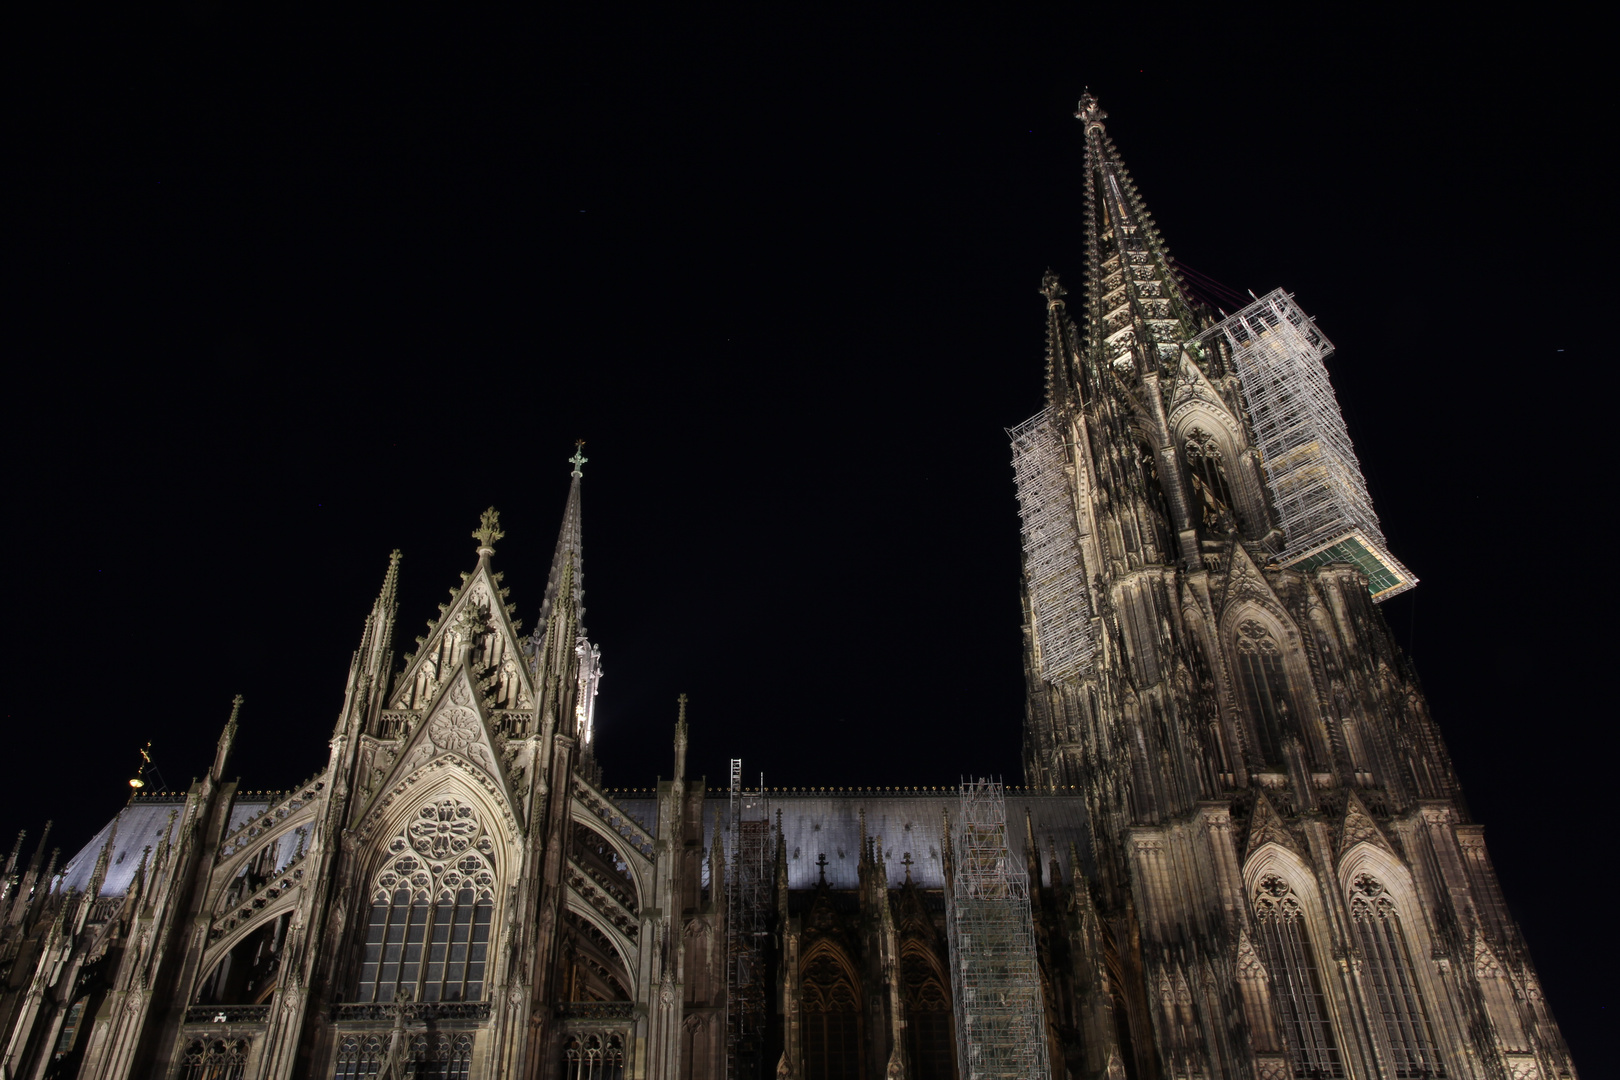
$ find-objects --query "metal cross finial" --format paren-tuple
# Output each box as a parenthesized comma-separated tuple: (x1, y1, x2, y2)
(569, 440, 588, 478)
(901, 851, 914, 882)
(815, 852, 828, 883)
(472, 507, 505, 553)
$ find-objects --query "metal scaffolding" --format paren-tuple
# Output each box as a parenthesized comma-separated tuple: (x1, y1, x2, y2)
(946, 779, 1050, 1080)
(725, 760, 771, 1080)
(1008, 409, 1098, 680)
(1196, 289, 1416, 601)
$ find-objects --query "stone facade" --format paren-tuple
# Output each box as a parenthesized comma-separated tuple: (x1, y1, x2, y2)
(0, 99, 1575, 1079)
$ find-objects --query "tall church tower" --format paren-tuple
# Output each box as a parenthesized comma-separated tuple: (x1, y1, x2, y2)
(1013, 94, 1576, 1079)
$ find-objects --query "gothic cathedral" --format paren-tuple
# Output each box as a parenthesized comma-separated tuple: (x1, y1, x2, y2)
(0, 97, 1575, 1080)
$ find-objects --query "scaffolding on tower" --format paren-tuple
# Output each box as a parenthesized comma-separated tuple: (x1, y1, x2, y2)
(725, 760, 772, 1079)
(1195, 289, 1416, 601)
(945, 778, 1051, 1080)
(1009, 409, 1098, 681)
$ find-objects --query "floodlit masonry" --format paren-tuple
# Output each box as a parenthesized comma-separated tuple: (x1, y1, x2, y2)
(0, 96, 1575, 1080)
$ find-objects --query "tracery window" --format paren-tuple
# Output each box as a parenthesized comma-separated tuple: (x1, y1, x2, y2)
(1184, 427, 1236, 530)
(901, 944, 956, 1080)
(334, 1032, 473, 1080)
(562, 1033, 626, 1080)
(353, 799, 496, 1004)
(1253, 874, 1343, 1078)
(801, 948, 863, 1080)
(1349, 874, 1447, 1078)
(177, 1037, 249, 1080)
(1235, 621, 1293, 767)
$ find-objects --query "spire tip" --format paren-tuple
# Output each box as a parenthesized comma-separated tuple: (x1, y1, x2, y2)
(569, 439, 588, 479)
(1075, 90, 1106, 129)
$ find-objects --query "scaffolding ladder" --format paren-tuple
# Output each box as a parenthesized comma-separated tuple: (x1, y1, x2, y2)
(946, 778, 1050, 1079)
(1008, 408, 1098, 681)
(725, 760, 772, 1079)
(1195, 289, 1416, 600)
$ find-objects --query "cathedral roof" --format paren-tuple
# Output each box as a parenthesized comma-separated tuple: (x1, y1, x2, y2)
(54, 795, 275, 897)
(609, 791, 1093, 891)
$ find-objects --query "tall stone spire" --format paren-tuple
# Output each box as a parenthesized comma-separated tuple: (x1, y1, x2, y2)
(537, 443, 586, 641)
(534, 443, 598, 741)
(1074, 91, 1202, 377)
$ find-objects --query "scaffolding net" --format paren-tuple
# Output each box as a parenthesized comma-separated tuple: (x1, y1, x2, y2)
(725, 760, 771, 1080)
(1009, 409, 1098, 681)
(946, 779, 1051, 1080)
(1195, 289, 1416, 601)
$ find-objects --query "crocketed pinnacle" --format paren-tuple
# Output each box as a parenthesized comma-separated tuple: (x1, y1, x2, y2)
(1040, 270, 1077, 409)
(536, 457, 585, 640)
(1073, 92, 1202, 374)
(356, 550, 402, 671)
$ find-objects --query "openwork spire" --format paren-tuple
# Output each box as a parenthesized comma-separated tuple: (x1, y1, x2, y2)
(1073, 92, 1201, 377)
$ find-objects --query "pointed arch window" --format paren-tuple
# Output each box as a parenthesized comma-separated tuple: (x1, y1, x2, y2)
(1184, 427, 1236, 530)
(178, 1037, 249, 1080)
(1235, 621, 1294, 767)
(353, 799, 496, 1004)
(1253, 873, 1343, 1077)
(802, 947, 863, 1080)
(562, 1033, 625, 1080)
(901, 943, 955, 1080)
(1350, 874, 1447, 1077)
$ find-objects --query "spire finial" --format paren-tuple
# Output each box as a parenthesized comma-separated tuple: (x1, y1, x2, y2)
(473, 507, 504, 556)
(569, 440, 588, 478)
(228, 695, 244, 724)
(1040, 270, 1067, 306)
(1074, 89, 1106, 130)
(677, 692, 688, 724)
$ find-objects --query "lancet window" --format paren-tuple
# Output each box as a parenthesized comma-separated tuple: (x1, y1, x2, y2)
(1184, 428, 1236, 530)
(1136, 442, 1178, 561)
(562, 1033, 626, 1080)
(1253, 873, 1343, 1077)
(901, 944, 955, 1080)
(353, 798, 496, 1004)
(1235, 620, 1294, 767)
(1349, 874, 1447, 1077)
(801, 947, 863, 1080)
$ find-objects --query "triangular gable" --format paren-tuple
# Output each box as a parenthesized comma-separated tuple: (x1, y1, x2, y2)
(1245, 792, 1301, 860)
(365, 663, 516, 822)
(1167, 349, 1239, 430)
(391, 560, 535, 712)
(1338, 790, 1394, 858)
(1218, 542, 1285, 616)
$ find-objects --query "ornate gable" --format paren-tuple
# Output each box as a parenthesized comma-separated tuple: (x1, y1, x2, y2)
(1167, 349, 1239, 433)
(1337, 790, 1394, 858)
(1217, 543, 1288, 621)
(358, 663, 520, 840)
(1244, 792, 1302, 860)
(391, 558, 534, 712)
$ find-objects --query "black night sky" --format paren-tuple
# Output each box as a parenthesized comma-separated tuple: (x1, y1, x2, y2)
(7, 7, 1607, 1066)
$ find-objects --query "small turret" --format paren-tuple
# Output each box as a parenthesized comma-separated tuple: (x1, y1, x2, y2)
(673, 693, 689, 782)
(211, 695, 243, 782)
